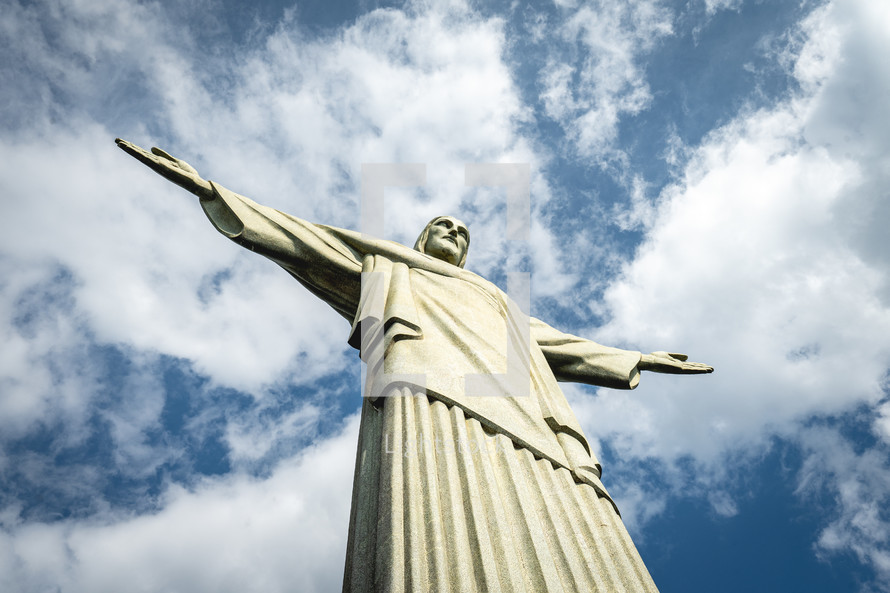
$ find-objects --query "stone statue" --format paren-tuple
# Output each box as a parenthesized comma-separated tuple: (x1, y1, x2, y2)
(117, 139, 712, 593)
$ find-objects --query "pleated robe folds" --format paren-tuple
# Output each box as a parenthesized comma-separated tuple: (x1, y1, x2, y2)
(200, 182, 660, 593)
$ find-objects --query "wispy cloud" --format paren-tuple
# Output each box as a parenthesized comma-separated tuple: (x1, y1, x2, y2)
(797, 423, 890, 586)
(537, 0, 673, 168)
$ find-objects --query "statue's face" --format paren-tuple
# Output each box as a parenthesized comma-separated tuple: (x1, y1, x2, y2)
(424, 216, 469, 266)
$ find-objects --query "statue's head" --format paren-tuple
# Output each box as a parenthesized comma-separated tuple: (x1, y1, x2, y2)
(413, 216, 469, 268)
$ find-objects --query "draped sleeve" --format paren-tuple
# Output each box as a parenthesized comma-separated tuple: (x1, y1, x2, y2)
(200, 181, 364, 321)
(531, 317, 642, 390)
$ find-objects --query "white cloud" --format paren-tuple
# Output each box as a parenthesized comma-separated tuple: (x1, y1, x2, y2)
(797, 425, 890, 589)
(875, 401, 890, 444)
(608, 479, 668, 537)
(612, 174, 657, 231)
(0, 414, 360, 593)
(702, 0, 744, 16)
(224, 401, 323, 467)
(0, 260, 98, 442)
(538, 0, 674, 166)
(590, 0, 890, 459)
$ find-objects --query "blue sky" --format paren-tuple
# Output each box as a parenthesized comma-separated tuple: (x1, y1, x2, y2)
(1, 0, 889, 591)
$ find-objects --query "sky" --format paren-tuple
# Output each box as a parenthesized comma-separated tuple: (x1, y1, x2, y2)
(1, 0, 889, 591)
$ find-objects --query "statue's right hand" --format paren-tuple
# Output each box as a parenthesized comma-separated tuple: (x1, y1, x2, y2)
(115, 138, 214, 200)
(639, 351, 713, 374)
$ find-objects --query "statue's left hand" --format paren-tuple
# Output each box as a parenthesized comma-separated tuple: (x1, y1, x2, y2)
(639, 351, 713, 374)
(115, 138, 214, 200)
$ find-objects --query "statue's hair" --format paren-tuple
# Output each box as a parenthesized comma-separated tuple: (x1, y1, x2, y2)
(413, 216, 469, 268)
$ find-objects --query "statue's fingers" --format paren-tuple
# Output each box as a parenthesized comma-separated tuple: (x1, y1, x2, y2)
(117, 139, 162, 165)
(115, 138, 143, 155)
(151, 147, 176, 162)
(669, 353, 689, 361)
(177, 160, 199, 175)
(149, 147, 199, 175)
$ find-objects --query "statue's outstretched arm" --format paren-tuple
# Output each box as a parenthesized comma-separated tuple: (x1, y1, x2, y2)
(531, 317, 643, 389)
(638, 351, 713, 374)
(115, 139, 214, 201)
(532, 317, 713, 386)
(117, 138, 364, 321)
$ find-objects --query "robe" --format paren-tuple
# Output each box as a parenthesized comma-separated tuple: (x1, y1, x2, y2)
(200, 182, 660, 593)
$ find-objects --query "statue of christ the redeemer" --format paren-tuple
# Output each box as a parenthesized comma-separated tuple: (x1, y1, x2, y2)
(117, 139, 712, 593)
